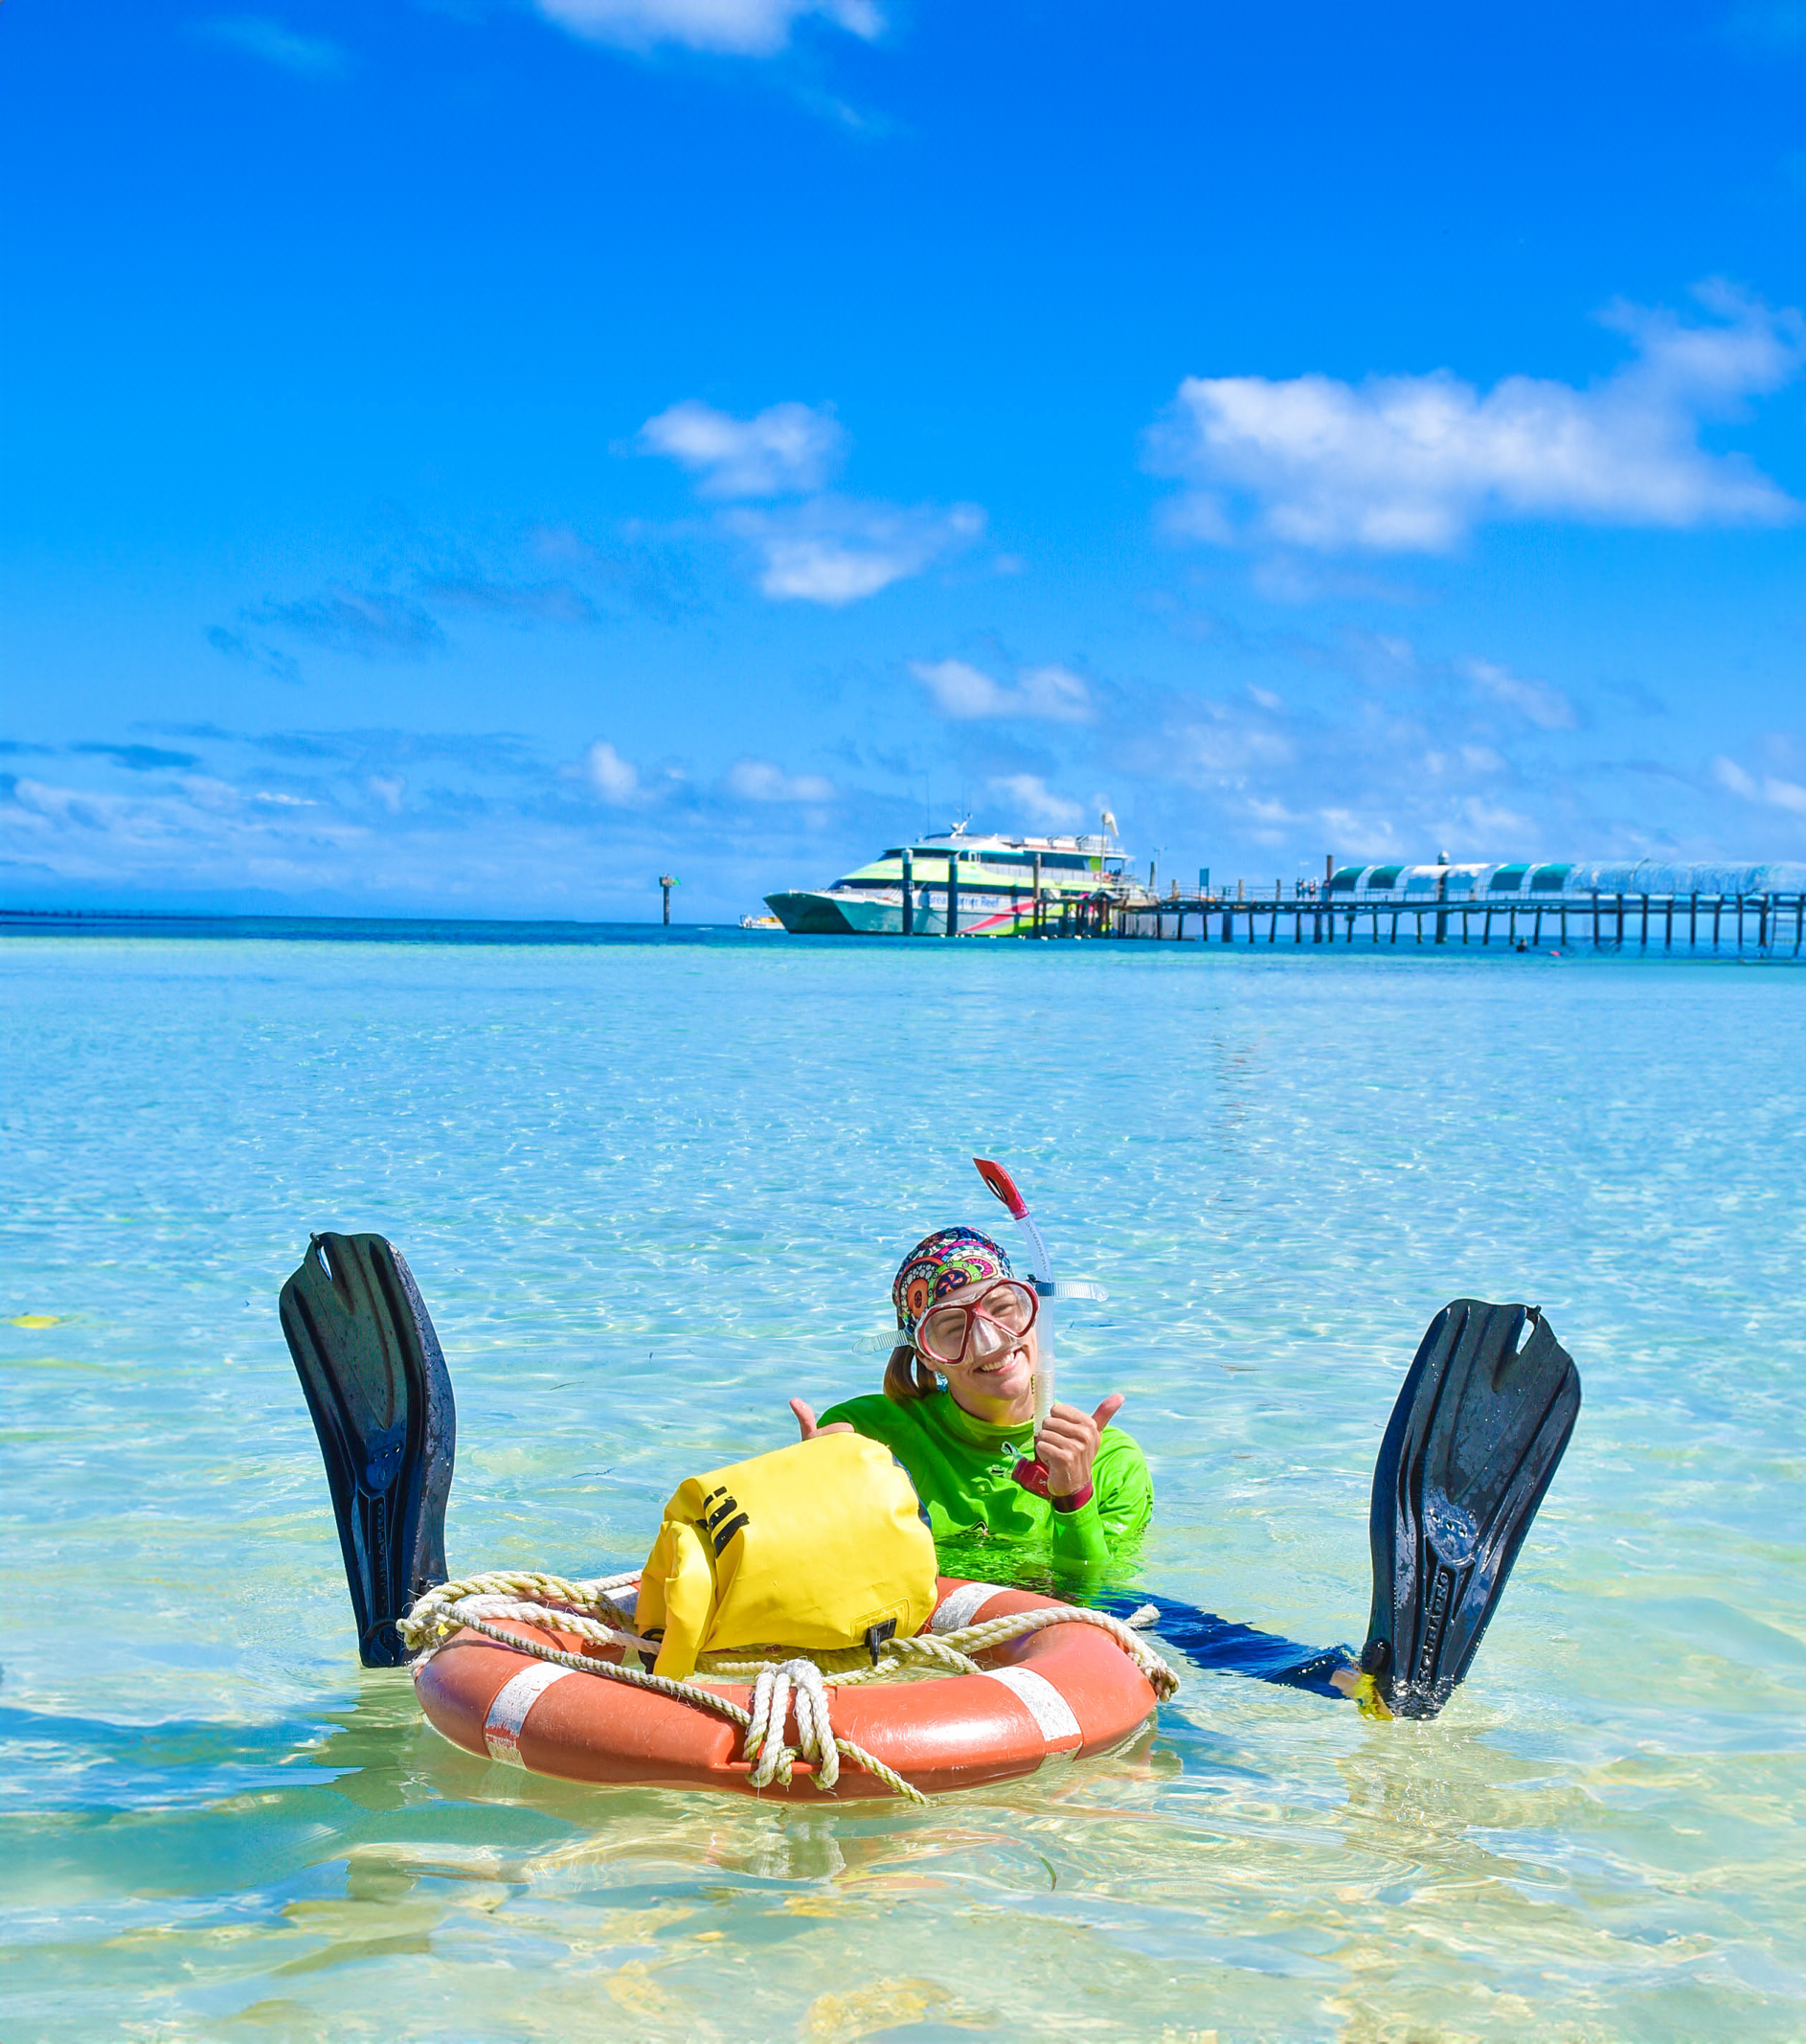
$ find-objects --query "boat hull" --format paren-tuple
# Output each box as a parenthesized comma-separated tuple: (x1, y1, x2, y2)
(764, 889, 1071, 937)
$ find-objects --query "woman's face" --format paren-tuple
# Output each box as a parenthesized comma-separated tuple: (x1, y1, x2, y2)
(915, 1274, 1037, 1415)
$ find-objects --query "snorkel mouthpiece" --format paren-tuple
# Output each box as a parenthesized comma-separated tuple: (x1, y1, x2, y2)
(973, 1157, 1028, 1220)
(974, 1156, 1056, 1491)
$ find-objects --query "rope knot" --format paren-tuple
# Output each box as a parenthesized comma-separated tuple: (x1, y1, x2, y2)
(745, 1657, 840, 1792)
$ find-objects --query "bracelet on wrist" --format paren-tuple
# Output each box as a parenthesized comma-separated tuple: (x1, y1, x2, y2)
(1051, 1482, 1094, 1513)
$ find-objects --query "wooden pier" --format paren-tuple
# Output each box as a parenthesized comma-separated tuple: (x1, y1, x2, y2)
(1095, 884, 1806, 956)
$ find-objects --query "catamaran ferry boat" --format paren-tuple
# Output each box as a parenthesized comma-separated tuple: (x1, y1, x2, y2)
(764, 822, 1149, 937)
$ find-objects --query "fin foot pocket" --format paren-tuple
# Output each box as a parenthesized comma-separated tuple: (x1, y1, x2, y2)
(1363, 1299, 1580, 1720)
(281, 1232, 456, 1668)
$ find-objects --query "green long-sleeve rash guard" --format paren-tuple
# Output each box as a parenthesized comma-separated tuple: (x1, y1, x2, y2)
(817, 1387, 1153, 1566)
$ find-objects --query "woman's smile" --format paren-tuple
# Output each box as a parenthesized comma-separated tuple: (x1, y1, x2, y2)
(943, 1305, 1036, 1418)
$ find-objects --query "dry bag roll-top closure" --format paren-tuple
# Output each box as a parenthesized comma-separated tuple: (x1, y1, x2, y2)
(636, 1433, 939, 1679)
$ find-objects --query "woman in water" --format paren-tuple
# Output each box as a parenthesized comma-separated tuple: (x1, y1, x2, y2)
(792, 1224, 1365, 1698)
(789, 1226, 1152, 1566)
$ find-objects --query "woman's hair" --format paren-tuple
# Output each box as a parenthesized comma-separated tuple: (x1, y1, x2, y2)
(883, 1341, 940, 1404)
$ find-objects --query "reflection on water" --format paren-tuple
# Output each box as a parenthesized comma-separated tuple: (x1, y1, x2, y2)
(2, 935, 1802, 2040)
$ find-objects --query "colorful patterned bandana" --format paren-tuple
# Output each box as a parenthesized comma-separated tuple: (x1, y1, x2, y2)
(892, 1227, 1014, 1342)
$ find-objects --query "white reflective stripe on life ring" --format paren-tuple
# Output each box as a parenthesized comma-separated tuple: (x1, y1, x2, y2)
(978, 1665, 1083, 1751)
(930, 1581, 1011, 1633)
(484, 1663, 573, 1764)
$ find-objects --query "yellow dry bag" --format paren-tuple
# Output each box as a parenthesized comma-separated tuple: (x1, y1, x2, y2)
(636, 1432, 938, 1680)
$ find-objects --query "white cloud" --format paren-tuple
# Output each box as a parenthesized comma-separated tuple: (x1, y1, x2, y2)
(909, 658, 1094, 723)
(1163, 715, 1295, 776)
(368, 775, 406, 813)
(1463, 658, 1578, 731)
(642, 402, 982, 603)
(584, 740, 642, 804)
(733, 500, 983, 604)
(640, 399, 846, 497)
(1152, 283, 1805, 553)
(988, 774, 1083, 828)
(1714, 756, 1806, 813)
(726, 758, 835, 803)
(1, 774, 368, 884)
(198, 16, 348, 76)
(535, 0, 879, 54)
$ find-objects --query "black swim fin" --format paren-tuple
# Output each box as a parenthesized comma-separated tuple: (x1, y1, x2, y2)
(1362, 1299, 1580, 1718)
(281, 1233, 455, 1667)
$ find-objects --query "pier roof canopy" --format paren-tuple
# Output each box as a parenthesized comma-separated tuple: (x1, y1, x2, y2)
(1320, 861, 1805, 898)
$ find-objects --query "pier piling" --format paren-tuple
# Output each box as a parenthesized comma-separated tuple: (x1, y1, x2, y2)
(1086, 871, 1801, 957)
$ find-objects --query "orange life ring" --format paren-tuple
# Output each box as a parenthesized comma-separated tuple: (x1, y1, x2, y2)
(413, 1577, 1159, 1798)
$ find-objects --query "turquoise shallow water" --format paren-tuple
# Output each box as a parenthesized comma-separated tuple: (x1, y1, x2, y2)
(3, 932, 1803, 2043)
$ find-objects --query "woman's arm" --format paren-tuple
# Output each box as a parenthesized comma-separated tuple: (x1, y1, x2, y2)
(1040, 1399, 1152, 1563)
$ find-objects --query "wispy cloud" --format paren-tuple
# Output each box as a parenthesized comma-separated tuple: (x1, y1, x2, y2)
(244, 588, 446, 659)
(909, 657, 1094, 723)
(418, 569, 598, 625)
(1151, 283, 1805, 553)
(208, 625, 303, 684)
(68, 742, 202, 772)
(642, 399, 983, 603)
(730, 499, 983, 604)
(242, 727, 540, 774)
(987, 773, 1083, 828)
(196, 16, 349, 76)
(533, 0, 880, 57)
(1714, 755, 1806, 813)
(0, 723, 860, 914)
(725, 758, 834, 802)
(1462, 658, 1578, 732)
(526, 526, 707, 625)
(1721, 0, 1806, 51)
(641, 400, 846, 497)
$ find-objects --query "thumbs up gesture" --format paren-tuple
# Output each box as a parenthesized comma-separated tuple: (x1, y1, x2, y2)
(1033, 1394, 1124, 1503)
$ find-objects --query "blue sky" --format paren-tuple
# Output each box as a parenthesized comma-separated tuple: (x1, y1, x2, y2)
(3, 0, 1803, 918)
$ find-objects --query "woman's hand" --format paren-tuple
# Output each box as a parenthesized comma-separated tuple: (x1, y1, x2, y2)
(790, 1398, 854, 1442)
(1034, 1394, 1124, 1501)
